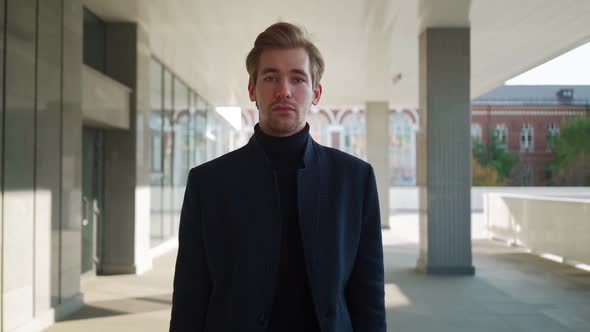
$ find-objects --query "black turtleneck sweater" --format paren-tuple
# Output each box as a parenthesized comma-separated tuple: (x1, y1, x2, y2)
(254, 124, 320, 332)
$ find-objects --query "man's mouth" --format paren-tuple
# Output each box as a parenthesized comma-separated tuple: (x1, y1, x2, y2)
(272, 104, 295, 112)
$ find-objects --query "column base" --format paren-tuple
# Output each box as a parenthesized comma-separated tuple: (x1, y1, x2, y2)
(416, 260, 475, 275)
(10, 293, 83, 332)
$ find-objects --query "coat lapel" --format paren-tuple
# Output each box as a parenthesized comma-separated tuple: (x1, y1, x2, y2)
(242, 136, 283, 278)
(297, 138, 322, 283)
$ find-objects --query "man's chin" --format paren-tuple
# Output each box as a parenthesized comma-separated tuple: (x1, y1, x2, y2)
(267, 122, 304, 137)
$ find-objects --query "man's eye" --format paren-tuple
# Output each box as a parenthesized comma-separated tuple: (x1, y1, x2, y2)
(263, 76, 277, 82)
(292, 78, 305, 84)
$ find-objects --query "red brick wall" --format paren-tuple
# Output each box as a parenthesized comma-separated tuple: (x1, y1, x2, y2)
(471, 104, 589, 185)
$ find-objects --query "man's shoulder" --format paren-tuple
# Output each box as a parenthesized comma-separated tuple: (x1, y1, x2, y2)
(190, 144, 250, 176)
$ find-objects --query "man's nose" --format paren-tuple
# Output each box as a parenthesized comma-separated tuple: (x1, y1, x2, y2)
(275, 79, 292, 99)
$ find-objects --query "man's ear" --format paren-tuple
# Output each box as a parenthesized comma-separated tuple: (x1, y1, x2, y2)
(312, 83, 322, 105)
(248, 80, 256, 102)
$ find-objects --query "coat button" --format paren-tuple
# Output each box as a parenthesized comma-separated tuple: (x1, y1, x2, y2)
(257, 313, 266, 326)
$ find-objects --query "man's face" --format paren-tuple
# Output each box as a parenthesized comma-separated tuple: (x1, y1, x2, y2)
(248, 47, 322, 137)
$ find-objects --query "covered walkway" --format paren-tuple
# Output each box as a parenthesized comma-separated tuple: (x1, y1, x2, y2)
(44, 214, 590, 332)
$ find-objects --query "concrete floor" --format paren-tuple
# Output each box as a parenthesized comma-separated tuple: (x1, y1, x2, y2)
(45, 213, 590, 332)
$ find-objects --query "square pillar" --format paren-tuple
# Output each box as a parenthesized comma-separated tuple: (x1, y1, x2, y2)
(416, 28, 474, 275)
(101, 23, 152, 275)
(366, 101, 390, 229)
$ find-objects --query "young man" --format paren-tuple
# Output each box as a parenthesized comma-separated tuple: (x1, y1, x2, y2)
(170, 22, 386, 332)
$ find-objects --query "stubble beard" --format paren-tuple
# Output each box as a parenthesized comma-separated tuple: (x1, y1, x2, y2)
(262, 108, 306, 137)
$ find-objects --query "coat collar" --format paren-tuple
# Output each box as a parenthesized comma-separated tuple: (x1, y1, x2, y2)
(246, 127, 319, 169)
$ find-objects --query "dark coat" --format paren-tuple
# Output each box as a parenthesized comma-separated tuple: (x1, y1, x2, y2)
(170, 134, 386, 332)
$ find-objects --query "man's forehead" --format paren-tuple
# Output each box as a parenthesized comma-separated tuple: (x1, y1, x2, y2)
(258, 48, 311, 73)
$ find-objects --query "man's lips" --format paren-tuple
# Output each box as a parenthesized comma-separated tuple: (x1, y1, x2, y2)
(271, 105, 295, 112)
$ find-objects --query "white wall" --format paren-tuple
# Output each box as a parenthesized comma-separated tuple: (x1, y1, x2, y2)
(485, 193, 590, 266)
(390, 186, 590, 214)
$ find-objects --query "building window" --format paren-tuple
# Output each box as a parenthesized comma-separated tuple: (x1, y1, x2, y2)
(470, 123, 482, 141)
(391, 112, 416, 186)
(494, 123, 508, 150)
(83, 8, 106, 73)
(546, 123, 559, 151)
(557, 89, 574, 104)
(341, 111, 366, 160)
(520, 123, 534, 152)
(150, 135, 162, 172)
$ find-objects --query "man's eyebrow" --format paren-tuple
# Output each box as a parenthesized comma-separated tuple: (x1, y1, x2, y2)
(259, 67, 309, 77)
(290, 69, 309, 77)
(260, 67, 279, 75)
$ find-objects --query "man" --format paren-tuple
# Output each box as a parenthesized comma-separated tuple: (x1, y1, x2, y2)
(170, 22, 386, 332)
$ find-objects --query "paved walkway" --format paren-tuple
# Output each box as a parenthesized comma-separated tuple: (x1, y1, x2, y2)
(45, 214, 590, 332)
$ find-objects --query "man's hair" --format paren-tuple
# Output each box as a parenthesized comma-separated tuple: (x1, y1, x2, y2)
(246, 22, 325, 88)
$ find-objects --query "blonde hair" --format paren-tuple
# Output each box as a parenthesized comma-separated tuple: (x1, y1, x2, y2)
(246, 22, 325, 87)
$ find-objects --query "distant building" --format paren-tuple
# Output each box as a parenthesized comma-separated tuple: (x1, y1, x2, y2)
(471, 85, 590, 185)
(293, 85, 590, 187)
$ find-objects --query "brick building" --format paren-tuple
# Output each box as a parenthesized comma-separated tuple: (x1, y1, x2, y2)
(241, 86, 590, 187)
(471, 85, 590, 185)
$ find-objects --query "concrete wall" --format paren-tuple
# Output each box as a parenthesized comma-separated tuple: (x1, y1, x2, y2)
(1, 1, 83, 331)
(390, 186, 590, 214)
(82, 65, 131, 129)
(485, 193, 590, 266)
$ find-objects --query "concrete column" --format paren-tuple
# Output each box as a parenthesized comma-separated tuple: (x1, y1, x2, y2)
(61, 0, 84, 303)
(3, 1, 36, 329)
(101, 23, 152, 275)
(0, 0, 5, 328)
(366, 101, 390, 228)
(416, 28, 474, 275)
(36, 0, 63, 316)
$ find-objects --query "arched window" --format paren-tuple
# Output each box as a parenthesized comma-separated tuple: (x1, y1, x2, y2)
(341, 111, 366, 160)
(470, 123, 482, 141)
(520, 123, 534, 152)
(390, 112, 416, 186)
(308, 109, 331, 146)
(495, 123, 508, 150)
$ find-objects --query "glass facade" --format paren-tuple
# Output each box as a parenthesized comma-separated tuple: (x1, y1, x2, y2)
(83, 8, 106, 73)
(148, 58, 240, 248)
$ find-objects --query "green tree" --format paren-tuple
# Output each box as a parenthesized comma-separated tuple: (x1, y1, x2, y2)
(548, 116, 590, 186)
(472, 156, 503, 186)
(472, 128, 519, 186)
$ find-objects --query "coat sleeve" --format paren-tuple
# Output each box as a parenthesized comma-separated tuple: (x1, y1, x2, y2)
(170, 169, 211, 331)
(345, 165, 387, 332)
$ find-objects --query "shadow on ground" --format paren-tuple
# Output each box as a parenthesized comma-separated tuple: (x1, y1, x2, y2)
(61, 294, 172, 321)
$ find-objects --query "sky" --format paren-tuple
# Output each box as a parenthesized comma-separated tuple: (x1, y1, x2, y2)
(506, 42, 590, 85)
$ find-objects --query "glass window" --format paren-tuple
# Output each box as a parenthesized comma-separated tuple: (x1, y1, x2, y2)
(308, 109, 331, 146)
(192, 93, 208, 166)
(83, 8, 106, 73)
(173, 78, 190, 187)
(546, 122, 559, 151)
(520, 123, 534, 152)
(149, 61, 163, 175)
(149, 59, 164, 248)
(341, 111, 366, 160)
(470, 123, 482, 141)
(390, 112, 416, 186)
(148, 59, 221, 248)
(495, 123, 508, 150)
